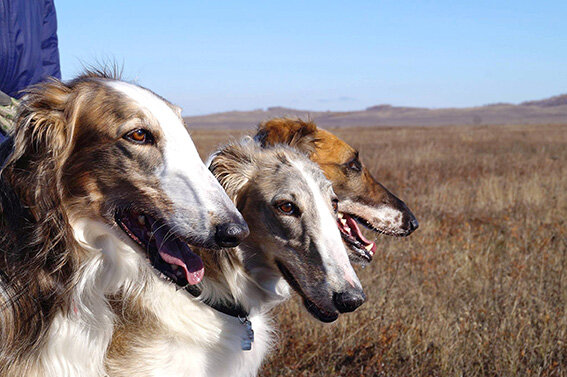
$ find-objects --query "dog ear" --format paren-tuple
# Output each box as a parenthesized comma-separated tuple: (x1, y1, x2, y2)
(0, 79, 79, 353)
(3, 79, 74, 210)
(10, 80, 73, 163)
(209, 141, 256, 203)
(254, 118, 318, 156)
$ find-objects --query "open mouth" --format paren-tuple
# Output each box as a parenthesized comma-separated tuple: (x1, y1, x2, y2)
(276, 261, 339, 323)
(337, 212, 377, 262)
(115, 209, 204, 286)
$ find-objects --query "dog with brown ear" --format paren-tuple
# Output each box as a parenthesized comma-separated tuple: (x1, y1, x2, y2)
(0, 72, 247, 376)
(254, 118, 418, 264)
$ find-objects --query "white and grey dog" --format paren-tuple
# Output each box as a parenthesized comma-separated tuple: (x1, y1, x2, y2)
(105, 140, 365, 377)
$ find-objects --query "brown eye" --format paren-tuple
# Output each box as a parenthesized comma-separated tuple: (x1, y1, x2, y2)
(347, 158, 361, 172)
(277, 202, 297, 215)
(332, 199, 338, 213)
(125, 129, 154, 145)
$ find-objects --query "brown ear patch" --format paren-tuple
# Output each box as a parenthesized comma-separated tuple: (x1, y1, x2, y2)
(255, 118, 318, 156)
(11, 79, 72, 162)
(5, 79, 76, 211)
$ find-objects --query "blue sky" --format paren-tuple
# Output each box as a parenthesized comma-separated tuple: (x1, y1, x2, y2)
(56, 1, 567, 115)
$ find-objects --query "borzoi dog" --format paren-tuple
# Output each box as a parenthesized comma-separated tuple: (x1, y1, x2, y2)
(255, 118, 418, 264)
(105, 140, 365, 377)
(0, 71, 248, 376)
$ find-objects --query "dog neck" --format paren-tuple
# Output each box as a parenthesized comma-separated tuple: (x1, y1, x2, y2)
(189, 240, 291, 318)
(185, 284, 248, 318)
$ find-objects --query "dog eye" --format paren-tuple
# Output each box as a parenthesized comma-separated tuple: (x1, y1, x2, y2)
(346, 158, 361, 172)
(332, 199, 339, 213)
(277, 202, 298, 216)
(125, 129, 154, 145)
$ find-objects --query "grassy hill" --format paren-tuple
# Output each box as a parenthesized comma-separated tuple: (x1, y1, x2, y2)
(190, 123, 567, 377)
(184, 94, 567, 129)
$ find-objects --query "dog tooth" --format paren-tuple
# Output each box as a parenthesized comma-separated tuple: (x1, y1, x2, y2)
(340, 218, 347, 226)
(365, 244, 374, 251)
(337, 213, 343, 219)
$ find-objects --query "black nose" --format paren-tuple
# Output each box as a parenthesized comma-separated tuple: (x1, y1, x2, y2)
(408, 215, 419, 232)
(215, 222, 249, 248)
(400, 208, 419, 235)
(387, 194, 418, 236)
(333, 288, 366, 313)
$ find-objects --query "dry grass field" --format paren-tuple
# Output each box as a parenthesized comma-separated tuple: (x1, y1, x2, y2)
(191, 123, 567, 377)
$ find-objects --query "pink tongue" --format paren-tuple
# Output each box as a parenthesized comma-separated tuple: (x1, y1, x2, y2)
(344, 214, 376, 254)
(152, 224, 204, 285)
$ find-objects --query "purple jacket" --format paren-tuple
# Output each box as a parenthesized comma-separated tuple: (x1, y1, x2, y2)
(0, 0, 61, 98)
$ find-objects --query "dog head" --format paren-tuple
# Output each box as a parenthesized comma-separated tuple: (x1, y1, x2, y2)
(210, 140, 365, 322)
(254, 118, 418, 264)
(3, 72, 248, 287)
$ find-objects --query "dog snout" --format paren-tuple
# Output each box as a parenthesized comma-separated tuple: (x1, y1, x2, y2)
(333, 288, 366, 313)
(408, 214, 419, 232)
(402, 209, 419, 235)
(389, 195, 418, 236)
(215, 221, 250, 248)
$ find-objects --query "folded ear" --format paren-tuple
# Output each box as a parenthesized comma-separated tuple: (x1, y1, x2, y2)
(9, 79, 73, 164)
(208, 141, 257, 204)
(254, 117, 318, 156)
(3, 79, 73, 209)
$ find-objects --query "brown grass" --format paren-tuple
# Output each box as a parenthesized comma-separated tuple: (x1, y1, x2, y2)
(190, 124, 567, 377)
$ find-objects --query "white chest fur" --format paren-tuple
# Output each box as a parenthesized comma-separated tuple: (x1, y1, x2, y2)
(43, 218, 279, 377)
(123, 283, 275, 377)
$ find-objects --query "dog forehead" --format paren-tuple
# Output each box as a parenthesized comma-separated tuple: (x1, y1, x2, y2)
(287, 159, 332, 203)
(294, 158, 332, 192)
(105, 81, 184, 136)
(104, 81, 205, 176)
(313, 129, 356, 164)
(255, 162, 307, 196)
(258, 154, 327, 196)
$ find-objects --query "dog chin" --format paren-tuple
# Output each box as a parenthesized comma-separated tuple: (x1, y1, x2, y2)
(302, 297, 339, 322)
(275, 260, 339, 323)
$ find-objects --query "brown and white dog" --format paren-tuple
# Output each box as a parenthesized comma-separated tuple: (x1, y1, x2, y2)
(105, 140, 364, 377)
(254, 118, 418, 264)
(0, 71, 248, 376)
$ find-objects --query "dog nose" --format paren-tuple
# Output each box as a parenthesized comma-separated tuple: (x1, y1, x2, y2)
(408, 215, 419, 232)
(215, 222, 249, 248)
(386, 194, 418, 236)
(333, 288, 366, 313)
(400, 209, 419, 235)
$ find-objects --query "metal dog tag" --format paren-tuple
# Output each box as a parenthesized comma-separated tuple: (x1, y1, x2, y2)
(239, 318, 254, 351)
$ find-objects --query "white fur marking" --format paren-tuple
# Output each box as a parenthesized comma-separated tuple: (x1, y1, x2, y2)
(339, 199, 405, 234)
(40, 218, 146, 377)
(291, 160, 360, 289)
(107, 81, 236, 234)
(374, 205, 403, 227)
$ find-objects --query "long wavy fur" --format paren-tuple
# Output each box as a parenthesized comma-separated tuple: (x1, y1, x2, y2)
(0, 72, 119, 372)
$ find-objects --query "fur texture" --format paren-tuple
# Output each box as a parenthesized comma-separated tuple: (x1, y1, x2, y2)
(105, 140, 365, 377)
(255, 118, 419, 264)
(0, 72, 245, 376)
